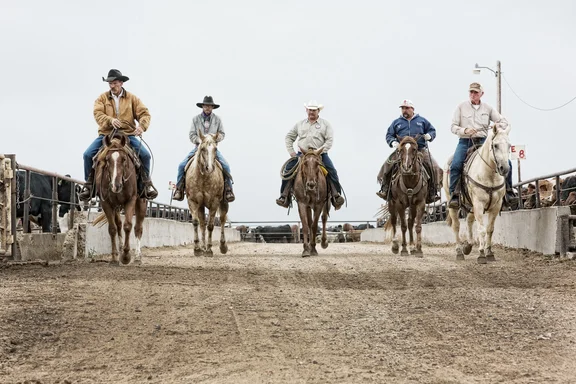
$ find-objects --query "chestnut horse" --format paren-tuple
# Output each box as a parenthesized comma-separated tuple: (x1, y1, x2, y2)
(92, 131, 146, 265)
(384, 136, 428, 257)
(293, 148, 330, 257)
(185, 131, 229, 256)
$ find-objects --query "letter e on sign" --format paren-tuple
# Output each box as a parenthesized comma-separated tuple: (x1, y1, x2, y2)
(510, 145, 526, 160)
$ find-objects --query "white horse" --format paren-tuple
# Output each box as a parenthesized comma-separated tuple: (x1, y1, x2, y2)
(443, 125, 511, 264)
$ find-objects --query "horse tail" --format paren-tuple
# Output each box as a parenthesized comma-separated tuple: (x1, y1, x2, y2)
(446, 214, 452, 226)
(383, 216, 393, 243)
(92, 213, 108, 227)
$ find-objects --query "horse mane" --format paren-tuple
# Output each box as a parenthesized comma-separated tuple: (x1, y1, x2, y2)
(398, 136, 418, 146)
(96, 133, 131, 164)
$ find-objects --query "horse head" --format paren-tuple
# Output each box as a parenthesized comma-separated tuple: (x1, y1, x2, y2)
(100, 132, 133, 194)
(196, 130, 220, 174)
(300, 147, 324, 192)
(397, 136, 421, 175)
(489, 124, 511, 177)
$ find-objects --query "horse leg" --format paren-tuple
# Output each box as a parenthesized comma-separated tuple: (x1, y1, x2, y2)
(485, 208, 499, 262)
(413, 203, 424, 257)
(133, 198, 146, 264)
(399, 208, 409, 256)
(462, 211, 474, 256)
(448, 207, 465, 260)
(205, 207, 217, 257)
(310, 207, 322, 256)
(120, 199, 136, 265)
(189, 201, 202, 256)
(390, 209, 399, 254)
(472, 201, 487, 264)
(219, 200, 229, 254)
(198, 206, 207, 254)
(407, 207, 415, 251)
(102, 203, 119, 266)
(298, 203, 311, 257)
(321, 203, 329, 249)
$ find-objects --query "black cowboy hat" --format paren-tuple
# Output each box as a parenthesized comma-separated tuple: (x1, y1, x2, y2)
(102, 69, 129, 82)
(196, 95, 220, 109)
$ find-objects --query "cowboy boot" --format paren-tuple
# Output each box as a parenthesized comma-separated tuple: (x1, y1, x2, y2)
(79, 169, 95, 202)
(224, 182, 235, 203)
(276, 180, 293, 208)
(503, 187, 519, 209)
(329, 180, 345, 210)
(426, 182, 441, 204)
(172, 183, 185, 201)
(448, 183, 461, 209)
(142, 175, 158, 200)
(376, 172, 392, 200)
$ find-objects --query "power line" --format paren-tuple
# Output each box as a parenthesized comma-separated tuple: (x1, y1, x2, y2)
(502, 75, 576, 111)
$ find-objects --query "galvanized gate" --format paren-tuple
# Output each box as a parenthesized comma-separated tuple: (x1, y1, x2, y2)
(0, 154, 14, 256)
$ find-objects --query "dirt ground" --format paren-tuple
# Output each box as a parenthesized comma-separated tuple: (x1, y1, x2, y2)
(1, 242, 576, 384)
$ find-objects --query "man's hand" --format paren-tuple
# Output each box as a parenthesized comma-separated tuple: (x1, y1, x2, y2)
(290, 152, 297, 158)
(134, 126, 143, 136)
(391, 141, 399, 149)
(464, 128, 478, 136)
(111, 118, 122, 128)
(423, 133, 432, 141)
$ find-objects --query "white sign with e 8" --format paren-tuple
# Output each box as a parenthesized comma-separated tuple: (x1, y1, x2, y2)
(510, 145, 526, 160)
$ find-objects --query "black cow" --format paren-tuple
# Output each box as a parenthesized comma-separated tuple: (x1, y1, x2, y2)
(16, 171, 80, 232)
(353, 223, 374, 230)
(561, 175, 576, 204)
(254, 225, 293, 243)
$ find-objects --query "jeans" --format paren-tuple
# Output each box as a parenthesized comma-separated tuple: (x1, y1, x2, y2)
(449, 138, 513, 194)
(280, 152, 342, 194)
(83, 135, 151, 180)
(176, 147, 232, 188)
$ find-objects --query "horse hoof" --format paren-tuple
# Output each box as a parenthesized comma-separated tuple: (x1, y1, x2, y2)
(204, 249, 214, 257)
(133, 258, 142, 266)
(392, 244, 399, 254)
(321, 241, 328, 249)
(194, 248, 203, 257)
(486, 254, 496, 262)
(120, 253, 131, 265)
(400, 250, 409, 256)
(413, 250, 424, 258)
(220, 243, 228, 254)
(302, 250, 311, 257)
(463, 243, 473, 255)
(456, 254, 465, 261)
(311, 249, 318, 256)
(477, 256, 487, 264)
(109, 260, 120, 267)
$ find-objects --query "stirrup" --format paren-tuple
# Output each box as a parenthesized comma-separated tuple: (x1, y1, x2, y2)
(172, 189, 185, 201)
(332, 195, 345, 210)
(276, 196, 290, 208)
(225, 190, 235, 203)
(79, 186, 93, 202)
(376, 191, 388, 200)
(448, 195, 460, 209)
(144, 184, 158, 200)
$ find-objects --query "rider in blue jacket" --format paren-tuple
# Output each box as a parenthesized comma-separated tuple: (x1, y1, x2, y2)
(377, 99, 442, 203)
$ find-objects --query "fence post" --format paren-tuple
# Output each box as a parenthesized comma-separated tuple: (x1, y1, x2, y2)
(23, 170, 30, 233)
(7, 155, 18, 259)
(51, 176, 58, 235)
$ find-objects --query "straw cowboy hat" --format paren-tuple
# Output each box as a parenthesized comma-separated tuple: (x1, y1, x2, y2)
(102, 69, 129, 82)
(196, 96, 220, 109)
(304, 100, 324, 110)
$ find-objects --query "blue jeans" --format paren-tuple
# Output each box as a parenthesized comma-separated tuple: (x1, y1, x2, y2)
(176, 147, 232, 188)
(83, 135, 151, 180)
(449, 138, 513, 194)
(280, 152, 342, 194)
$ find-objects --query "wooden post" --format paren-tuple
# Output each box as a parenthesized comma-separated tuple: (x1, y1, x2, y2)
(52, 177, 58, 235)
(23, 170, 30, 233)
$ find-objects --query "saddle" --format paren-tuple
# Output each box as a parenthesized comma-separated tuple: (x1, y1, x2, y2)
(184, 154, 233, 181)
(93, 142, 141, 171)
(446, 147, 482, 210)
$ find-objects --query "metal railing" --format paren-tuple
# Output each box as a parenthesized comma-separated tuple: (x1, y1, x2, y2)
(512, 167, 576, 209)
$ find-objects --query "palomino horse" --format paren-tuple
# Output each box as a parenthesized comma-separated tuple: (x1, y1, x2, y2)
(293, 148, 330, 257)
(384, 136, 428, 257)
(92, 131, 147, 265)
(443, 125, 511, 263)
(185, 131, 229, 256)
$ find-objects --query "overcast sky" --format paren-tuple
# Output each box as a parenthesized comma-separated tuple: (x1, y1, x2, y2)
(1, 0, 575, 224)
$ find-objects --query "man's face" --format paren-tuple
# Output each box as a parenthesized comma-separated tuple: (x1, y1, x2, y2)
(307, 108, 319, 121)
(202, 105, 214, 115)
(108, 80, 123, 95)
(469, 90, 483, 104)
(401, 106, 414, 119)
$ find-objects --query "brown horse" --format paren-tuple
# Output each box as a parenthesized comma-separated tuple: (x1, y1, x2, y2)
(293, 148, 330, 257)
(92, 131, 147, 265)
(185, 131, 229, 256)
(384, 136, 428, 257)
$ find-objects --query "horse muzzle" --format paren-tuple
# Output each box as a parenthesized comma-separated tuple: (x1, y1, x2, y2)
(306, 181, 317, 191)
(111, 183, 123, 193)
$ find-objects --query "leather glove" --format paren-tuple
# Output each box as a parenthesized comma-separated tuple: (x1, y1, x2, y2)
(391, 141, 399, 149)
(424, 133, 432, 141)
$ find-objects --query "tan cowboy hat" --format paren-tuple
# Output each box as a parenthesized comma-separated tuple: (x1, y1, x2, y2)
(304, 100, 324, 110)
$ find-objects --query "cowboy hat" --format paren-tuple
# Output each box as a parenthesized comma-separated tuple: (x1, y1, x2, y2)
(102, 69, 129, 82)
(196, 95, 220, 109)
(304, 100, 324, 111)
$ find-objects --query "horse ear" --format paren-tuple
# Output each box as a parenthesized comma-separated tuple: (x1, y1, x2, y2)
(103, 134, 112, 147)
(314, 147, 324, 156)
(212, 133, 220, 142)
(120, 134, 127, 147)
(492, 125, 499, 136)
(198, 128, 205, 142)
(503, 124, 511, 135)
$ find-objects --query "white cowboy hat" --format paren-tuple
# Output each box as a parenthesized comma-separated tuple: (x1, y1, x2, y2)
(399, 99, 415, 109)
(304, 100, 324, 110)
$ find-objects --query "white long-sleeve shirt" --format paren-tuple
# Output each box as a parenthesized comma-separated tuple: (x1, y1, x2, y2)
(285, 118, 334, 154)
(451, 101, 509, 138)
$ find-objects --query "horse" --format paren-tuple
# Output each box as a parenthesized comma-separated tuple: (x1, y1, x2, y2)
(443, 125, 511, 264)
(383, 136, 429, 257)
(185, 131, 229, 256)
(293, 147, 330, 257)
(92, 131, 147, 265)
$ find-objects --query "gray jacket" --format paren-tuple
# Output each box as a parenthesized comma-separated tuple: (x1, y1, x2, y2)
(189, 113, 225, 145)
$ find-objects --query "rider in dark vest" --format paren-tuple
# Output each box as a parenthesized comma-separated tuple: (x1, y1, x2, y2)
(79, 69, 158, 202)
